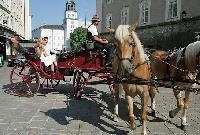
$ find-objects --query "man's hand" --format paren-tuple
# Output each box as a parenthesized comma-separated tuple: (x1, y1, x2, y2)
(100, 39, 108, 44)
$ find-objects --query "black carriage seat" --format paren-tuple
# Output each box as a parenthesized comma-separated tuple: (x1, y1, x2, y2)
(13, 45, 40, 61)
(25, 47, 40, 61)
(57, 47, 104, 62)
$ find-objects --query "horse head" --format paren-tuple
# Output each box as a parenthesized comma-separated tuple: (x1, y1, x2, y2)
(114, 22, 145, 77)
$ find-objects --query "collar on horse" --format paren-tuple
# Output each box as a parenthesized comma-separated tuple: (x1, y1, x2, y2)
(116, 52, 150, 80)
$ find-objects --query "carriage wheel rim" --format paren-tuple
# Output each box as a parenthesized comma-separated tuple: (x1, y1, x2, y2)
(10, 63, 40, 97)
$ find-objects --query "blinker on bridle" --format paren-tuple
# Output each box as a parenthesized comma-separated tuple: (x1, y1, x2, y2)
(116, 34, 135, 62)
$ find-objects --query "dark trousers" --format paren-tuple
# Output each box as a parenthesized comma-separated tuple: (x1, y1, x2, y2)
(94, 42, 115, 63)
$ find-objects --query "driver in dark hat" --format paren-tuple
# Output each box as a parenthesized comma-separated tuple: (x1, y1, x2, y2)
(87, 15, 114, 66)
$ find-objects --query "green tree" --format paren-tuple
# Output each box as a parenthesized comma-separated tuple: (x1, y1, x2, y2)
(70, 27, 87, 50)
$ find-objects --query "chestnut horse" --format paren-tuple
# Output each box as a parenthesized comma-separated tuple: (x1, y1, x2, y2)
(112, 23, 157, 135)
(150, 41, 200, 130)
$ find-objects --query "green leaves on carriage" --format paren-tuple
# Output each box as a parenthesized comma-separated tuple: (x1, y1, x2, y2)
(70, 27, 87, 50)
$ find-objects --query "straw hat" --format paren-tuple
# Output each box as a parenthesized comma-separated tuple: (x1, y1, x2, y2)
(91, 15, 100, 22)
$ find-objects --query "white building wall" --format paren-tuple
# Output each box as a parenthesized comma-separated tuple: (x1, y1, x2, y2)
(52, 30, 64, 50)
(24, 0, 31, 39)
(32, 27, 64, 51)
(0, 0, 31, 59)
(0, 0, 30, 38)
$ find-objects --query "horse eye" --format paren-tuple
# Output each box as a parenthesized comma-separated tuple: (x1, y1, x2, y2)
(129, 42, 133, 47)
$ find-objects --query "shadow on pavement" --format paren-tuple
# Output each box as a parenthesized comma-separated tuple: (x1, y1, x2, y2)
(41, 86, 129, 134)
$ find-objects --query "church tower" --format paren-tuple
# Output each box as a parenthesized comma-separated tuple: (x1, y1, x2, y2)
(63, 0, 78, 49)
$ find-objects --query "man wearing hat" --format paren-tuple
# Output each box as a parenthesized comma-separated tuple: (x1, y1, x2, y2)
(87, 15, 114, 66)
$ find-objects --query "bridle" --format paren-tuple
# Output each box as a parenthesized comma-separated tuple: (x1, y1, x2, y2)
(116, 33, 136, 62)
(115, 33, 150, 80)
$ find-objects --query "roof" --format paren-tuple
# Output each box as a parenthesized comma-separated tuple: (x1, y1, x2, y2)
(32, 25, 64, 31)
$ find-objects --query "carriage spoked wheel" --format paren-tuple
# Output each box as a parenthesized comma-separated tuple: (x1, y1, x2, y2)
(73, 70, 85, 99)
(39, 77, 60, 90)
(10, 62, 40, 97)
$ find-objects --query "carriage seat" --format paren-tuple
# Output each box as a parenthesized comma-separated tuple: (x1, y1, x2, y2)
(25, 47, 40, 61)
(57, 47, 104, 62)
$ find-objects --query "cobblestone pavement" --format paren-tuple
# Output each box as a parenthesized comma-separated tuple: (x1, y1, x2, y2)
(0, 64, 200, 135)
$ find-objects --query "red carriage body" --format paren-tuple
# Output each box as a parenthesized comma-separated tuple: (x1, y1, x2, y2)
(10, 44, 114, 97)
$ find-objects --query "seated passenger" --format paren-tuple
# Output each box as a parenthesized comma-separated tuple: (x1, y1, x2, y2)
(10, 34, 26, 55)
(35, 38, 57, 73)
(42, 37, 58, 69)
(87, 15, 115, 66)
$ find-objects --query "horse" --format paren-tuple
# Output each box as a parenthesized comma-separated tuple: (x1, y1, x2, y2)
(112, 23, 157, 135)
(150, 41, 200, 130)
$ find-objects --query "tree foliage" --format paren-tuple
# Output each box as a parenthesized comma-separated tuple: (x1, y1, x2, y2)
(70, 27, 87, 50)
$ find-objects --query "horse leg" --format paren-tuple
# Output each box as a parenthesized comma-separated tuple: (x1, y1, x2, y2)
(149, 86, 158, 117)
(181, 91, 192, 130)
(169, 90, 184, 118)
(141, 90, 149, 135)
(126, 94, 136, 130)
(113, 83, 120, 122)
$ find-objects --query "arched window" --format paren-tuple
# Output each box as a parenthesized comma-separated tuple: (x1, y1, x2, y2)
(121, 6, 129, 25)
(139, 0, 151, 25)
(106, 13, 112, 28)
(165, 0, 181, 21)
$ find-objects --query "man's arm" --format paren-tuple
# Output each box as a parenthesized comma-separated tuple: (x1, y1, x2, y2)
(93, 35, 108, 44)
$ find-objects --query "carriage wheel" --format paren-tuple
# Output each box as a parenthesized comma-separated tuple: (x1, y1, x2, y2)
(73, 70, 84, 99)
(10, 62, 40, 97)
(40, 77, 60, 89)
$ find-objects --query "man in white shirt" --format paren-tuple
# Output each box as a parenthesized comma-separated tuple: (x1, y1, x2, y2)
(87, 15, 114, 66)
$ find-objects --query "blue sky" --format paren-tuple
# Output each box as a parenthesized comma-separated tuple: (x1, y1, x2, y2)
(30, 0, 96, 29)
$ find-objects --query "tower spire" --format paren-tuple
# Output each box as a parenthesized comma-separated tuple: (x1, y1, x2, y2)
(66, 0, 76, 11)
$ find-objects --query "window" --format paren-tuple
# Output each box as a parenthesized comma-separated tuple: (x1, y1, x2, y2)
(165, 0, 181, 21)
(106, 13, 112, 28)
(121, 6, 129, 25)
(139, 0, 151, 25)
(106, 0, 113, 4)
(168, 0, 177, 18)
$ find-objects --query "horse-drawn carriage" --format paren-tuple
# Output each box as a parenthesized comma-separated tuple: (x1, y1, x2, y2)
(9, 23, 200, 135)
(10, 40, 114, 98)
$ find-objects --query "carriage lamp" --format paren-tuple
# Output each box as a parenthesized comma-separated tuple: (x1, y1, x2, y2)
(181, 10, 187, 19)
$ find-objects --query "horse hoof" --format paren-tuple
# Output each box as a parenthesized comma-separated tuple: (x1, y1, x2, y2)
(180, 124, 186, 131)
(113, 116, 118, 122)
(130, 123, 136, 130)
(141, 132, 147, 135)
(169, 111, 174, 118)
(152, 111, 157, 117)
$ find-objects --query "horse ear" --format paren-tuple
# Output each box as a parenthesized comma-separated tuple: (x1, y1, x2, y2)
(128, 22, 138, 32)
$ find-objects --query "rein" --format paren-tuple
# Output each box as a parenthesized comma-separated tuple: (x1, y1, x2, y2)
(145, 50, 197, 74)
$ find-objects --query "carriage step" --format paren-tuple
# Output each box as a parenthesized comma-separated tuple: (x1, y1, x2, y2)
(63, 76, 71, 82)
(95, 73, 113, 77)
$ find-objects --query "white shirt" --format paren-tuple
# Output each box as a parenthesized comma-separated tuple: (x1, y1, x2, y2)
(44, 45, 51, 55)
(88, 24, 98, 36)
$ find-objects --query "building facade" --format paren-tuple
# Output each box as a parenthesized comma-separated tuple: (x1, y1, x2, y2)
(32, 0, 79, 50)
(0, 0, 31, 59)
(97, 0, 200, 32)
(97, 0, 200, 49)
(32, 25, 64, 51)
(63, 0, 78, 49)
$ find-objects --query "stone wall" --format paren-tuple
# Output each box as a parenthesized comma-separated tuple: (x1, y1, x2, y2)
(101, 16, 200, 50)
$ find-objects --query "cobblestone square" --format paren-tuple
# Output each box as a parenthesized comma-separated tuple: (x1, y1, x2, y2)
(0, 65, 200, 135)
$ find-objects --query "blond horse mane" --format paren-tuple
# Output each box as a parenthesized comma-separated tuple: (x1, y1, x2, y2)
(115, 25, 145, 62)
(185, 41, 200, 70)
